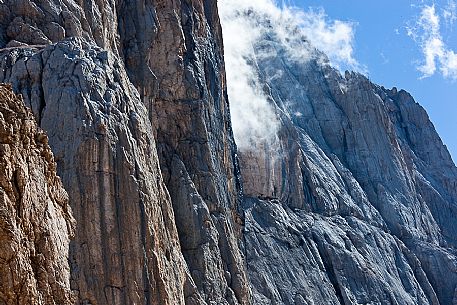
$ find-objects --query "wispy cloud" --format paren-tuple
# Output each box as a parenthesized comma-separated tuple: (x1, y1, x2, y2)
(289, 7, 360, 70)
(407, 4, 457, 80)
(219, 0, 280, 151)
(219, 0, 360, 151)
(443, 0, 457, 28)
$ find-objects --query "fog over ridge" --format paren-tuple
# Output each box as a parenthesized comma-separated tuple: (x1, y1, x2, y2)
(219, 0, 361, 151)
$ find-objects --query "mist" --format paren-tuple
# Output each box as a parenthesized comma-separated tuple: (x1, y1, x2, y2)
(219, 0, 360, 152)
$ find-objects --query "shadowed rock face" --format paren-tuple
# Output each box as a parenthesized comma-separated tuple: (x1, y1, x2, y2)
(0, 1, 249, 305)
(148, 2, 251, 304)
(0, 83, 75, 305)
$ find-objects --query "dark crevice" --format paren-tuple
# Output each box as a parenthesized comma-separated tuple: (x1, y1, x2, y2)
(38, 69, 46, 127)
(311, 233, 345, 305)
(30, 255, 41, 289)
(97, 140, 112, 304)
(301, 165, 317, 212)
(114, 145, 128, 305)
(12, 170, 22, 219)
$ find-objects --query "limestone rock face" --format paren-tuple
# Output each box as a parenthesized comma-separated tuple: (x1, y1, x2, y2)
(231, 12, 457, 304)
(0, 83, 74, 305)
(244, 198, 440, 305)
(0, 1, 249, 304)
(2, 0, 457, 305)
(148, 2, 251, 304)
(0, 39, 202, 305)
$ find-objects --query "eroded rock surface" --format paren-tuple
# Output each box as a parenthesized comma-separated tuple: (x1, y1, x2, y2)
(0, 1, 250, 304)
(149, 2, 251, 303)
(0, 83, 74, 305)
(0, 39, 204, 305)
(232, 13, 457, 305)
(1, 0, 457, 305)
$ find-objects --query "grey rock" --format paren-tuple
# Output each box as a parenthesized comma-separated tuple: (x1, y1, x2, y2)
(0, 38, 199, 305)
(244, 198, 440, 305)
(2, 1, 456, 305)
(233, 9, 457, 305)
(147, 2, 251, 303)
(0, 0, 251, 304)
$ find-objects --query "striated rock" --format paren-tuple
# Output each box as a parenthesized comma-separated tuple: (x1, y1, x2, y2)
(148, 2, 251, 303)
(242, 43, 457, 305)
(0, 1, 251, 304)
(0, 39, 201, 305)
(0, 83, 74, 305)
(220, 3, 457, 304)
(244, 198, 440, 305)
(2, 0, 456, 305)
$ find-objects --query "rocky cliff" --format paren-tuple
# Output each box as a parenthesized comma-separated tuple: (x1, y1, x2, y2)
(219, 3, 457, 304)
(0, 0, 249, 304)
(0, 0, 456, 305)
(0, 83, 74, 305)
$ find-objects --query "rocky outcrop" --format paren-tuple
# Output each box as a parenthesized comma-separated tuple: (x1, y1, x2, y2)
(148, 2, 251, 304)
(244, 198, 440, 305)
(0, 83, 74, 305)
(0, 1, 250, 304)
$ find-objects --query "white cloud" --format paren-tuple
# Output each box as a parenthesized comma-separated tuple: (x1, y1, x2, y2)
(289, 7, 359, 69)
(219, 0, 280, 151)
(218, 0, 360, 151)
(443, 0, 457, 27)
(380, 52, 390, 65)
(442, 49, 457, 79)
(407, 4, 457, 80)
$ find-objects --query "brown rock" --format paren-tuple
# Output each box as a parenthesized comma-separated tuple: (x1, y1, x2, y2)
(0, 83, 75, 305)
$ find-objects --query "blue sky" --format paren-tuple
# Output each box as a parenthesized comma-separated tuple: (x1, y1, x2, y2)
(289, 0, 457, 162)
